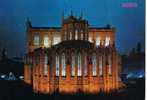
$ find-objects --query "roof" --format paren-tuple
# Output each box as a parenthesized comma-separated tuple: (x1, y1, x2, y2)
(53, 40, 94, 50)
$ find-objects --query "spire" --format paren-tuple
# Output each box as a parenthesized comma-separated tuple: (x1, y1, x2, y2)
(70, 10, 73, 16)
(79, 11, 84, 20)
(26, 18, 32, 28)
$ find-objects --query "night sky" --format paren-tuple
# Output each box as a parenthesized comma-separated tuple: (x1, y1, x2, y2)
(0, 0, 145, 57)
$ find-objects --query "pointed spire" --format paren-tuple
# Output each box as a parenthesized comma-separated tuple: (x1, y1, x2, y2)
(26, 18, 32, 28)
(80, 11, 84, 20)
(70, 10, 73, 16)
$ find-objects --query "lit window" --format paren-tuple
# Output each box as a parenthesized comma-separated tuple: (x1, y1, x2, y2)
(44, 54, 48, 75)
(77, 53, 82, 76)
(88, 37, 93, 42)
(105, 36, 110, 46)
(34, 34, 40, 46)
(61, 53, 66, 76)
(71, 55, 75, 76)
(56, 54, 60, 76)
(70, 32, 72, 40)
(92, 54, 97, 76)
(81, 30, 83, 40)
(44, 35, 49, 47)
(75, 30, 78, 40)
(53, 36, 61, 45)
(96, 37, 101, 46)
(65, 32, 67, 40)
(84, 55, 87, 76)
(108, 55, 112, 75)
(85, 33, 88, 40)
(99, 56, 103, 76)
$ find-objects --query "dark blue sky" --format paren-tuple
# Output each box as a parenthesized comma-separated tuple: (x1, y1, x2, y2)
(0, 0, 145, 57)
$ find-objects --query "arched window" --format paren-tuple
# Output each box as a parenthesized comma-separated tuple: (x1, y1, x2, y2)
(92, 54, 97, 76)
(96, 37, 101, 46)
(44, 54, 48, 75)
(99, 56, 103, 76)
(75, 30, 78, 40)
(108, 55, 112, 75)
(71, 54, 75, 76)
(77, 53, 82, 76)
(61, 53, 66, 76)
(105, 36, 110, 46)
(34, 33, 40, 46)
(84, 55, 87, 76)
(56, 54, 60, 76)
(44, 35, 49, 47)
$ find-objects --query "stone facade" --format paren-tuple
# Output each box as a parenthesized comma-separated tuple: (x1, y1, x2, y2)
(24, 14, 123, 94)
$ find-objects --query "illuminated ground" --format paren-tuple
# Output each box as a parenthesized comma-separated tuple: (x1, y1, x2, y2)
(0, 78, 144, 100)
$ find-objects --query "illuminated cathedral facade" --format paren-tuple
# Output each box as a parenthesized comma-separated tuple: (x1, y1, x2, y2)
(24, 13, 123, 94)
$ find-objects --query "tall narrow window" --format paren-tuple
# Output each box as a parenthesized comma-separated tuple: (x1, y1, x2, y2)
(77, 53, 82, 76)
(108, 55, 112, 75)
(44, 35, 49, 47)
(34, 34, 40, 46)
(71, 55, 75, 76)
(69, 32, 72, 40)
(84, 55, 87, 76)
(96, 37, 101, 46)
(99, 56, 103, 76)
(61, 53, 66, 76)
(44, 54, 48, 75)
(85, 33, 87, 40)
(75, 30, 78, 40)
(92, 54, 97, 76)
(56, 54, 60, 76)
(105, 36, 110, 46)
(64, 32, 67, 40)
(81, 30, 83, 40)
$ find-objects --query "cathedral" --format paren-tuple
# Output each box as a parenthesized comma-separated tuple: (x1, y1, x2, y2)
(24, 13, 123, 94)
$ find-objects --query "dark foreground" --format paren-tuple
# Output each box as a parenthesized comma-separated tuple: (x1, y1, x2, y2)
(0, 78, 144, 100)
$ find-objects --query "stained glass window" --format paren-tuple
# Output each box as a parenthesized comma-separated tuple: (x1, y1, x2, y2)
(71, 55, 75, 76)
(84, 55, 87, 76)
(77, 53, 82, 76)
(61, 53, 66, 76)
(81, 30, 83, 40)
(44, 54, 48, 75)
(108, 55, 112, 75)
(92, 54, 97, 76)
(99, 56, 103, 76)
(75, 30, 78, 40)
(56, 54, 60, 76)
(64, 32, 67, 40)
(70, 32, 72, 40)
